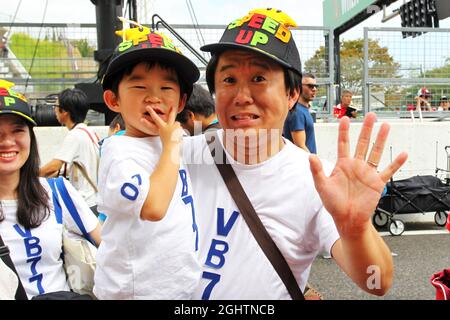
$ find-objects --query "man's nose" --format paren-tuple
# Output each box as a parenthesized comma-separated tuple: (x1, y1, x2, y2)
(233, 84, 254, 106)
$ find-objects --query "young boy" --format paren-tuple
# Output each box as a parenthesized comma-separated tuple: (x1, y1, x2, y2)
(93, 25, 200, 299)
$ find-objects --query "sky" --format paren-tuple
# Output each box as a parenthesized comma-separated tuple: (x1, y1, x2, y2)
(1, 0, 449, 38)
(1, 0, 448, 32)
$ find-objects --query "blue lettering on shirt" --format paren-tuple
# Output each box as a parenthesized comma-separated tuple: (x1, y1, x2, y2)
(120, 174, 142, 201)
(201, 208, 239, 300)
(179, 169, 198, 251)
(13, 224, 44, 294)
(205, 239, 229, 268)
(201, 271, 221, 300)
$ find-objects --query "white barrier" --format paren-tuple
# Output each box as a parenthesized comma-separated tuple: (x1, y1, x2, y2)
(35, 121, 450, 179)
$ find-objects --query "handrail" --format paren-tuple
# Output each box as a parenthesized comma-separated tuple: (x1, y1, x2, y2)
(151, 14, 208, 66)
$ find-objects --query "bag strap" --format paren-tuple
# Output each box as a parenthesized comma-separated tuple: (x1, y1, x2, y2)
(206, 132, 304, 300)
(72, 162, 98, 193)
(0, 234, 28, 300)
(74, 126, 100, 193)
(76, 126, 100, 148)
(48, 177, 96, 246)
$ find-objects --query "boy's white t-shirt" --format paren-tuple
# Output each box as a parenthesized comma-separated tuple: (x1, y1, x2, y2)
(54, 123, 99, 207)
(0, 178, 98, 299)
(94, 135, 200, 300)
(184, 131, 340, 300)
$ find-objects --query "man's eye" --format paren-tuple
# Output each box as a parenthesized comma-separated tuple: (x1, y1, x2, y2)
(131, 86, 145, 89)
(253, 75, 265, 82)
(161, 86, 174, 90)
(223, 77, 235, 84)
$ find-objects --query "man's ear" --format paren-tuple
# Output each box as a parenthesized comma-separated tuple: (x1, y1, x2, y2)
(103, 90, 121, 113)
(287, 87, 300, 111)
(178, 93, 188, 113)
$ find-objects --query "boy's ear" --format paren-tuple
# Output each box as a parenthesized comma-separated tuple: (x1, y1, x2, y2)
(187, 110, 196, 121)
(177, 93, 188, 113)
(103, 90, 121, 113)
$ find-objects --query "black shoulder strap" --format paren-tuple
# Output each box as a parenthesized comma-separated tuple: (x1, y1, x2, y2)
(206, 132, 304, 300)
(0, 233, 28, 300)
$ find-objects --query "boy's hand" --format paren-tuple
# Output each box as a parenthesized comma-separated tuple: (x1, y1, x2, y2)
(144, 105, 183, 147)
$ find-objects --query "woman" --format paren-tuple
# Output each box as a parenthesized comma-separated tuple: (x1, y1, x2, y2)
(0, 80, 101, 299)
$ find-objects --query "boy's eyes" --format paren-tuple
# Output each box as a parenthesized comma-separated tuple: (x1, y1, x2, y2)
(129, 85, 175, 90)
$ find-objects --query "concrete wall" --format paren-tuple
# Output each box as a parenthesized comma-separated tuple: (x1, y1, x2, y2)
(315, 120, 450, 181)
(35, 121, 450, 180)
(35, 120, 450, 223)
(35, 126, 109, 165)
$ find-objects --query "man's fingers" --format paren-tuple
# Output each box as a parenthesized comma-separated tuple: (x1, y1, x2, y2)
(309, 154, 327, 192)
(379, 152, 408, 183)
(337, 116, 350, 159)
(354, 112, 376, 160)
(366, 122, 390, 166)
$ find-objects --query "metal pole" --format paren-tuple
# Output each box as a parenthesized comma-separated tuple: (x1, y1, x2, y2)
(92, 0, 123, 65)
(327, 29, 335, 117)
(363, 27, 370, 115)
(333, 30, 341, 107)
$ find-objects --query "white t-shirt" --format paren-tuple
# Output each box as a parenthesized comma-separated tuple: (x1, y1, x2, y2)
(184, 130, 340, 300)
(54, 123, 99, 207)
(94, 135, 200, 300)
(0, 178, 98, 299)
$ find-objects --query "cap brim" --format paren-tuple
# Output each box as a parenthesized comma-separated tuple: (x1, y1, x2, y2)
(103, 48, 200, 90)
(201, 42, 301, 75)
(0, 110, 37, 126)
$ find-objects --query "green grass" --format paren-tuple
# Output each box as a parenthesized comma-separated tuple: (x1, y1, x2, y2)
(8, 33, 95, 79)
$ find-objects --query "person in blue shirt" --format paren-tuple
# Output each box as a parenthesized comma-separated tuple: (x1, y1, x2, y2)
(283, 72, 317, 153)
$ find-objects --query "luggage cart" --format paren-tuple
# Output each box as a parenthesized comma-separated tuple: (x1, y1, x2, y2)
(373, 174, 450, 236)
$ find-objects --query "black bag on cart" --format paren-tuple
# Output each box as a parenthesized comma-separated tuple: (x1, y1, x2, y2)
(378, 175, 450, 214)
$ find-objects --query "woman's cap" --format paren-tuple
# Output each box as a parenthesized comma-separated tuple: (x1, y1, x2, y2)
(0, 80, 37, 126)
(200, 8, 302, 76)
(102, 20, 200, 91)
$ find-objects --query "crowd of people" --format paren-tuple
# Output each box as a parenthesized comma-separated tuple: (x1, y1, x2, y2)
(2, 7, 448, 301)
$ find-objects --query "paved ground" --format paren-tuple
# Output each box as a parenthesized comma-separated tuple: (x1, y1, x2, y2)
(308, 221, 450, 300)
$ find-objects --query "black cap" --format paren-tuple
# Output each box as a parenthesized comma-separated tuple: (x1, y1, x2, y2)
(0, 80, 36, 126)
(201, 8, 302, 76)
(102, 28, 200, 92)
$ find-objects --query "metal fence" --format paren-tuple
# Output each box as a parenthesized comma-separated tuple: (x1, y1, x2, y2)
(2, 21, 450, 121)
(363, 27, 450, 117)
(0, 22, 334, 116)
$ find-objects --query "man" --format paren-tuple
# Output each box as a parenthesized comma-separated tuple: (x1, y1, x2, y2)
(40, 88, 100, 213)
(416, 87, 432, 111)
(176, 84, 220, 135)
(283, 72, 317, 153)
(439, 96, 449, 111)
(334, 89, 357, 118)
(184, 8, 407, 300)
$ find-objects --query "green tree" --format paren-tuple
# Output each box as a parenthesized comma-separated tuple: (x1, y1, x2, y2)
(304, 38, 401, 93)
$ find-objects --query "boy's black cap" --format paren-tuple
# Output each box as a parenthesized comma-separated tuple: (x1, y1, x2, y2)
(102, 28, 200, 91)
(0, 80, 36, 126)
(200, 8, 302, 76)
